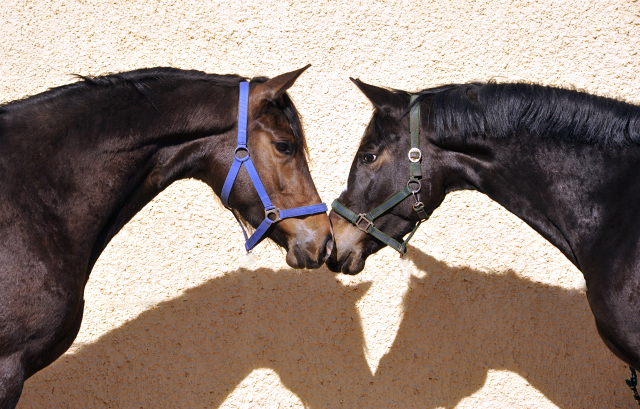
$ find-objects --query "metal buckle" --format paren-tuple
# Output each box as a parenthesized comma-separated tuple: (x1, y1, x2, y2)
(408, 147, 422, 163)
(355, 214, 373, 232)
(265, 207, 281, 223)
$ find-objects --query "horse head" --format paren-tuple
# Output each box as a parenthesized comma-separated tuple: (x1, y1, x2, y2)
(212, 67, 334, 269)
(327, 79, 446, 274)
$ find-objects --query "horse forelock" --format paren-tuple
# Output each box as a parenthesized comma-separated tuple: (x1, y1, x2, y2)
(416, 81, 640, 147)
(360, 90, 410, 148)
(249, 77, 308, 157)
(280, 94, 308, 157)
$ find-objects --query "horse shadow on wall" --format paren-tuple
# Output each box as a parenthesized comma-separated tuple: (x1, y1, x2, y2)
(18, 247, 635, 408)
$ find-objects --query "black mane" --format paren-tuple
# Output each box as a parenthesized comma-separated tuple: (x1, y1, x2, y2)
(413, 82, 640, 146)
(0, 67, 307, 152)
(0, 68, 245, 112)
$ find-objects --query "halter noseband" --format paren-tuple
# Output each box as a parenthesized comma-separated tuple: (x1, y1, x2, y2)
(221, 81, 328, 252)
(331, 95, 431, 254)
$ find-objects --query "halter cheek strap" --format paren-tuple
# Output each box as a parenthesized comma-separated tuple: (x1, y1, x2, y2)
(331, 94, 430, 254)
(221, 81, 327, 252)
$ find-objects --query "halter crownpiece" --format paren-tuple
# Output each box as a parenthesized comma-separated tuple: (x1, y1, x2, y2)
(331, 94, 430, 254)
(221, 81, 328, 252)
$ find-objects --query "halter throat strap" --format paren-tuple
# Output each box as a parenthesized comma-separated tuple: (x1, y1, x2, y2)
(331, 94, 430, 254)
(221, 81, 327, 252)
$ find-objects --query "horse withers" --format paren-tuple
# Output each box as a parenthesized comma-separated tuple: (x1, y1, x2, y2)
(0, 66, 332, 408)
(328, 79, 640, 379)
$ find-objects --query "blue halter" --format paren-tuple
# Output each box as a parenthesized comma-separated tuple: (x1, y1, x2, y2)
(221, 81, 328, 252)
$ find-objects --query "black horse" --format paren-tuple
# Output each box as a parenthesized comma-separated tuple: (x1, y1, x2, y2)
(0, 66, 333, 409)
(328, 79, 640, 377)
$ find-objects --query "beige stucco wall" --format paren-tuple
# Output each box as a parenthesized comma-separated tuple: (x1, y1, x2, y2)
(2, 0, 640, 407)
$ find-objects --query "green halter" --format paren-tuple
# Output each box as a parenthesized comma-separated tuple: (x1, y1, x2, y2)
(331, 95, 431, 254)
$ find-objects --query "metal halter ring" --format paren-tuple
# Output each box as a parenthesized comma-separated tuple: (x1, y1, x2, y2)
(234, 146, 250, 161)
(407, 179, 421, 193)
(265, 207, 281, 223)
(408, 147, 422, 163)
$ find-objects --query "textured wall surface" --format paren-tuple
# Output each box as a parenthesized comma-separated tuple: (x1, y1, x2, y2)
(2, 0, 640, 407)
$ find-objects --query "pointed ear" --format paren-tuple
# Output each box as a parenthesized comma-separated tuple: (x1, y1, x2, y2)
(350, 78, 407, 117)
(252, 64, 311, 102)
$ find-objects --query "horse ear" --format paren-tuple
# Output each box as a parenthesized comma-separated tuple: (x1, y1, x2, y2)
(350, 78, 406, 116)
(252, 64, 311, 102)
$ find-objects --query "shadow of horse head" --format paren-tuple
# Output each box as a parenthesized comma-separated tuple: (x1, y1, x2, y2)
(18, 251, 635, 408)
(18, 268, 373, 408)
(368, 246, 632, 408)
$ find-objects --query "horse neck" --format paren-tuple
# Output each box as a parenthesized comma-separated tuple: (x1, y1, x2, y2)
(439, 132, 640, 272)
(2, 81, 237, 272)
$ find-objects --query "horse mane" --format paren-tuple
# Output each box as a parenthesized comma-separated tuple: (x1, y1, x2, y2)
(0, 68, 244, 112)
(413, 82, 640, 147)
(0, 68, 307, 153)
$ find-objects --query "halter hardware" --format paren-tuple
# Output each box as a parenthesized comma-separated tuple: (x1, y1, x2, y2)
(234, 146, 250, 160)
(356, 214, 374, 232)
(265, 207, 281, 223)
(408, 179, 421, 193)
(408, 147, 422, 162)
(221, 81, 328, 252)
(331, 95, 430, 254)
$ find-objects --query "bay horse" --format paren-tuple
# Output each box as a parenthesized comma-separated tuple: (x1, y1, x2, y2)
(328, 79, 640, 384)
(0, 66, 332, 409)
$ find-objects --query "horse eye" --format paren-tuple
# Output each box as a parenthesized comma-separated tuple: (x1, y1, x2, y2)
(363, 153, 378, 163)
(274, 141, 292, 154)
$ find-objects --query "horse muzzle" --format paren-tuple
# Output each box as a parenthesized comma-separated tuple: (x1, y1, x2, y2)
(326, 211, 371, 274)
(279, 214, 334, 269)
